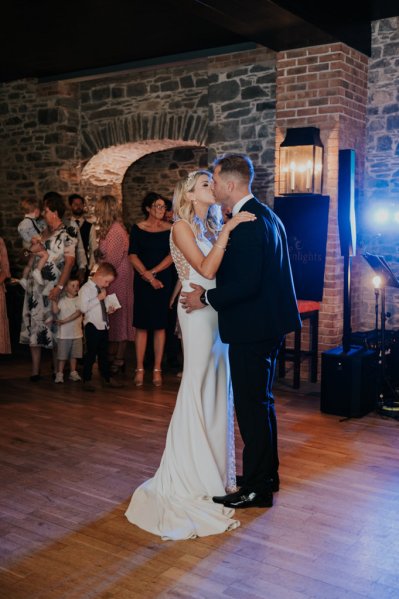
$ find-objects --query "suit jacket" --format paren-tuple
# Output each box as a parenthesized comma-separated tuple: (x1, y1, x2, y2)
(207, 197, 301, 344)
(79, 219, 92, 259)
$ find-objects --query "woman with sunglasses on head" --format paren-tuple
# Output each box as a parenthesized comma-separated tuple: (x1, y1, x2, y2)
(128, 192, 174, 386)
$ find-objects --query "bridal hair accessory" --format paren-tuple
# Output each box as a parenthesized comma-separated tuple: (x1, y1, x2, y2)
(184, 170, 200, 190)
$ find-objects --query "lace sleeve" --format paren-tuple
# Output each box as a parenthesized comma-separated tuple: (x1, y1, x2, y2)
(169, 223, 190, 282)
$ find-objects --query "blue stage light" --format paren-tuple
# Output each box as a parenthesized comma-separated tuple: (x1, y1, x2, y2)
(366, 203, 399, 232)
(374, 208, 389, 223)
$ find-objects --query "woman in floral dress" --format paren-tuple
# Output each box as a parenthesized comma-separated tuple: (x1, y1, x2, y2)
(20, 192, 77, 380)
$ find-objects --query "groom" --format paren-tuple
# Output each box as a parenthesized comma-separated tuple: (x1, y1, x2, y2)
(181, 153, 301, 509)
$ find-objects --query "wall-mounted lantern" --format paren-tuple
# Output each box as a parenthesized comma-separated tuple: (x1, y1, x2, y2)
(279, 127, 324, 195)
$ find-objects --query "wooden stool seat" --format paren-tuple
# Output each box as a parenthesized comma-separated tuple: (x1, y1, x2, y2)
(278, 300, 320, 389)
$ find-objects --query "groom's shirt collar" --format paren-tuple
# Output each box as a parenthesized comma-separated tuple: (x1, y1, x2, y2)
(232, 194, 253, 216)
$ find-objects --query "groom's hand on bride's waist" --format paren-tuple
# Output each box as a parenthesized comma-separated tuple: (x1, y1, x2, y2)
(180, 283, 206, 313)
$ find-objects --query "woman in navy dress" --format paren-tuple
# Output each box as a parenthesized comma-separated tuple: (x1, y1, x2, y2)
(128, 193, 173, 387)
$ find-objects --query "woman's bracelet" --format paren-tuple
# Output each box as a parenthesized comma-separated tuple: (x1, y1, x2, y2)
(214, 243, 226, 251)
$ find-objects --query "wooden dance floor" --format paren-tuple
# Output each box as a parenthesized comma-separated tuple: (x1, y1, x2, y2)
(1, 350, 399, 599)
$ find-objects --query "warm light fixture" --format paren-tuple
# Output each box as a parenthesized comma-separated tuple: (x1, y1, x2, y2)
(279, 127, 324, 195)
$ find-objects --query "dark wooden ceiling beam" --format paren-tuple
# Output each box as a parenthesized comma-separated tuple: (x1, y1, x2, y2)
(169, 0, 371, 54)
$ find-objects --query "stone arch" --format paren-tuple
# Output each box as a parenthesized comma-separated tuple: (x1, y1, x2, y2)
(82, 112, 208, 158)
(80, 139, 205, 201)
(80, 111, 209, 201)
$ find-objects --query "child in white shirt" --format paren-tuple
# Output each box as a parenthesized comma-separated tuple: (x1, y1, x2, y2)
(79, 262, 122, 391)
(52, 277, 83, 383)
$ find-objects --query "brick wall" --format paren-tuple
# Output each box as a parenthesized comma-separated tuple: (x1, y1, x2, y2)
(275, 43, 369, 361)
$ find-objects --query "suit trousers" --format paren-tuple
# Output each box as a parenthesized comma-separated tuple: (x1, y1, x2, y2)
(229, 337, 282, 493)
(83, 323, 110, 382)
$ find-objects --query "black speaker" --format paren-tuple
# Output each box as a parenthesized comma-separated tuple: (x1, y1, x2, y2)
(338, 149, 357, 257)
(274, 194, 329, 301)
(320, 345, 377, 417)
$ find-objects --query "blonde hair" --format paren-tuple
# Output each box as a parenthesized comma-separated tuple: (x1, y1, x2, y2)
(95, 195, 124, 240)
(172, 170, 222, 239)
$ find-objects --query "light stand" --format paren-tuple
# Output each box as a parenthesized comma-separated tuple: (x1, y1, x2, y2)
(373, 277, 380, 339)
(363, 253, 399, 417)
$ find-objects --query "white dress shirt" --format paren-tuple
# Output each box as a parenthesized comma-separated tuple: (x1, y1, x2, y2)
(79, 278, 108, 330)
(231, 193, 253, 216)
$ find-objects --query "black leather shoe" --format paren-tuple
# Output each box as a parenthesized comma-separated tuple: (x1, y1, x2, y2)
(213, 490, 245, 505)
(235, 474, 280, 493)
(224, 491, 273, 509)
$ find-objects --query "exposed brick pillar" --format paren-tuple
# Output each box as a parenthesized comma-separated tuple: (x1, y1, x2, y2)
(275, 43, 368, 358)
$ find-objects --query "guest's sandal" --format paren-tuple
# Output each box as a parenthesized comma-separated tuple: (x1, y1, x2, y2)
(134, 368, 145, 386)
(152, 369, 162, 387)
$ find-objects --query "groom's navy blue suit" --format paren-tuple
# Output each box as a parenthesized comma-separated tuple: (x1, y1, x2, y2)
(207, 197, 301, 494)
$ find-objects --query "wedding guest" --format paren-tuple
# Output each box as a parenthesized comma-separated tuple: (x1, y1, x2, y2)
(128, 192, 173, 387)
(17, 197, 47, 290)
(93, 195, 135, 375)
(52, 276, 83, 383)
(17, 197, 46, 248)
(79, 262, 122, 391)
(67, 193, 93, 282)
(0, 237, 11, 354)
(19, 192, 77, 381)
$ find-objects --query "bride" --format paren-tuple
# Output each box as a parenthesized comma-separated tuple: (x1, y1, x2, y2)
(125, 170, 256, 540)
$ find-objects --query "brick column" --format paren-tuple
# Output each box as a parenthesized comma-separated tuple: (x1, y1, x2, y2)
(275, 43, 368, 357)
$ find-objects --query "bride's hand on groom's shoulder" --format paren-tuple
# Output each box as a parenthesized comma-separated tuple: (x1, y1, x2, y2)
(225, 211, 256, 233)
(180, 283, 205, 313)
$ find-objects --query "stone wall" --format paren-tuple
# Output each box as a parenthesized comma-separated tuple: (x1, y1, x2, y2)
(0, 80, 80, 265)
(360, 16, 399, 331)
(208, 47, 276, 205)
(122, 147, 208, 228)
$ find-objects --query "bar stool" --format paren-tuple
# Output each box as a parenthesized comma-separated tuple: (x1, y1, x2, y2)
(278, 300, 320, 389)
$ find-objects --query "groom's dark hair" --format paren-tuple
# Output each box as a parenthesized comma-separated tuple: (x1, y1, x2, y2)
(213, 153, 254, 186)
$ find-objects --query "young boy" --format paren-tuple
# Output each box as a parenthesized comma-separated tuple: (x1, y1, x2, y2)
(78, 262, 123, 392)
(51, 277, 83, 383)
(17, 197, 48, 289)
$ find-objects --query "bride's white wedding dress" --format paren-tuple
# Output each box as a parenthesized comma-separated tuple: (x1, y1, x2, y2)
(125, 226, 239, 540)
